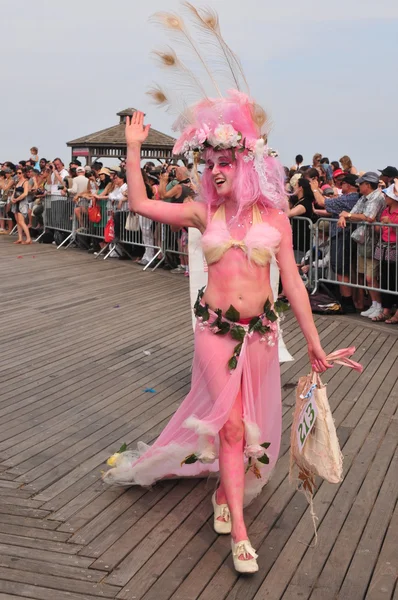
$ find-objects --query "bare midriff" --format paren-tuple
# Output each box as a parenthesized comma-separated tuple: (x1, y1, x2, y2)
(202, 248, 274, 318)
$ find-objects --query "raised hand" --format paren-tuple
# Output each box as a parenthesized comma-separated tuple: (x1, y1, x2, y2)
(125, 111, 151, 148)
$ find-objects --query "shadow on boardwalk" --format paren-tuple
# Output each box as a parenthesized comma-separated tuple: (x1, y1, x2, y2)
(0, 237, 397, 600)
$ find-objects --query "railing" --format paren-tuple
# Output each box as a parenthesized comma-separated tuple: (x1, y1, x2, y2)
(314, 218, 397, 297)
(290, 216, 315, 288)
(0, 200, 14, 233)
(3, 197, 397, 300)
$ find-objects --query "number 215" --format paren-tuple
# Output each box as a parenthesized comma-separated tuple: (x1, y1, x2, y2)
(298, 402, 316, 446)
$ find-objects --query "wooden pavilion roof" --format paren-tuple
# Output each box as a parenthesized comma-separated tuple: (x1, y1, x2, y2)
(67, 108, 176, 160)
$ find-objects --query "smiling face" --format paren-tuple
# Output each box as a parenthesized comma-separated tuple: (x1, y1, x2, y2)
(205, 152, 236, 197)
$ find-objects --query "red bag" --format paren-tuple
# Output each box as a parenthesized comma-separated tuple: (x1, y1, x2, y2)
(104, 217, 115, 243)
(88, 204, 101, 224)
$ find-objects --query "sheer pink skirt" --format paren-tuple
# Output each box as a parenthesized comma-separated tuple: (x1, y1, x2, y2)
(104, 314, 282, 506)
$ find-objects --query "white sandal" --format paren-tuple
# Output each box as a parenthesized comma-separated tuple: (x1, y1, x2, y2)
(231, 539, 259, 573)
(211, 491, 231, 534)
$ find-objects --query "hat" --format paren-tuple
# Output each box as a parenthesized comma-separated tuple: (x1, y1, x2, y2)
(356, 172, 380, 185)
(98, 167, 111, 177)
(84, 165, 91, 171)
(109, 165, 121, 173)
(333, 169, 344, 179)
(76, 166, 85, 174)
(321, 185, 334, 196)
(383, 183, 398, 201)
(318, 220, 330, 233)
(378, 166, 398, 179)
(341, 173, 358, 187)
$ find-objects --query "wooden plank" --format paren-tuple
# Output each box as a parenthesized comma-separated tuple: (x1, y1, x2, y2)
(282, 419, 398, 600)
(105, 481, 210, 586)
(0, 496, 44, 509)
(87, 480, 196, 565)
(0, 505, 50, 519)
(67, 487, 147, 545)
(337, 445, 398, 600)
(0, 515, 60, 531)
(10, 370, 192, 482)
(56, 486, 127, 534)
(0, 532, 83, 554)
(366, 502, 398, 599)
(230, 405, 398, 600)
(0, 578, 116, 600)
(2, 235, 398, 600)
(0, 554, 106, 583)
(0, 523, 70, 542)
(0, 542, 95, 568)
(174, 390, 386, 600)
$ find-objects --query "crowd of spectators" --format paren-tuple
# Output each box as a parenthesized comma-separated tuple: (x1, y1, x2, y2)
(1, 148, 397, 323)
(284, 153, 398, 324)
(0, 149, 196, 270)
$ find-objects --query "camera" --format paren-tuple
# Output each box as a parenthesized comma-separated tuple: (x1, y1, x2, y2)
(169, 168, 176, 179)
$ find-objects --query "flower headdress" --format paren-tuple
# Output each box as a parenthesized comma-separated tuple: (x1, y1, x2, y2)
(147, 3, 287, 212)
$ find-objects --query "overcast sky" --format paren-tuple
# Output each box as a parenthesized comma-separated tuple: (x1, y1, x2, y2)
(1, 0, 397, 171)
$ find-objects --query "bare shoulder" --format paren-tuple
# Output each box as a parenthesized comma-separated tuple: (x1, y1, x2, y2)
(264, 208, 291, 234)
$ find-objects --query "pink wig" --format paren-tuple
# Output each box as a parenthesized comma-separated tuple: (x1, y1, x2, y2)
(173, 90, 288, 215)
(200, 148, 287, 216)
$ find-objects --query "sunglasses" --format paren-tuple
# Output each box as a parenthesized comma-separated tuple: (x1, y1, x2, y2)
(17, 171, 22, 174)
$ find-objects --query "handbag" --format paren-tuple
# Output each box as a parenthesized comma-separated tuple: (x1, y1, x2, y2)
(88, 204, 101, 224)
(351, 225, 366, 244)
(290, 348, 363, 538)
(125, 212, 140, 231)
(374, 240, 397, 262)
(104, 217, 115, 243)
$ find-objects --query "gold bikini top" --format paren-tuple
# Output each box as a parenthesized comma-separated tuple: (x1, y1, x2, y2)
(201, 204, 281, 266)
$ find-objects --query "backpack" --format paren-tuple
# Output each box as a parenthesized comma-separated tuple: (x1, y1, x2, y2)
(308, 288, 342, 315)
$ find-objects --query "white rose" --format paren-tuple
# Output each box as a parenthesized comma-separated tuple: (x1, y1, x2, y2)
(209, 124, 240, 148)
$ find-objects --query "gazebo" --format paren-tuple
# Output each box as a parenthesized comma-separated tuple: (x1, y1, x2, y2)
(67, 108, 176, 164)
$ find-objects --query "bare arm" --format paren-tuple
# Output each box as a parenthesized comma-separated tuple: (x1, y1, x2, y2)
(125, 111, 206, 230)
(313, 208, 331, 217)
(158, 175, 181, 199)
(53, 170, 64, 185)
(312, 188, 326, 207)
(287, 204, 306, 218)
(339, 211, 374, 223)
(276, 213, 332, 372)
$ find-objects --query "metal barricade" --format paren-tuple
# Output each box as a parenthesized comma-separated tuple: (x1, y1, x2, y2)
(0, 199, 14, 235)
(41, 194, 75, 247)
(290, 216, 315, 288)
(313, 218, 398, 298)
(116, 211, 162, 267)
(67, 196, 111, 253)
(160, 224, 189, 272)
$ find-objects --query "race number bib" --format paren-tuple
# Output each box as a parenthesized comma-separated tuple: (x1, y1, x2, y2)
(297, 385, 318, 453)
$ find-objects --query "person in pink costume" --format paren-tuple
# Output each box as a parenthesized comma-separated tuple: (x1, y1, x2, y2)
(104, 6, 332, 574)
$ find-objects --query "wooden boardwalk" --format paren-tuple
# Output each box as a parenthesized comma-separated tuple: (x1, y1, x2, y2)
(0, 236, 397, 600)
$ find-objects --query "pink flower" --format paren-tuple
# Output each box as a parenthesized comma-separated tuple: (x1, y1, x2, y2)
(196, 124, 210, 145)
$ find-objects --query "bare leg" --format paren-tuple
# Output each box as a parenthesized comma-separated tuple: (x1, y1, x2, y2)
(14, 214, 23, 242)
(218, 390, 253, 558)
(17, 213, 31, 242)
